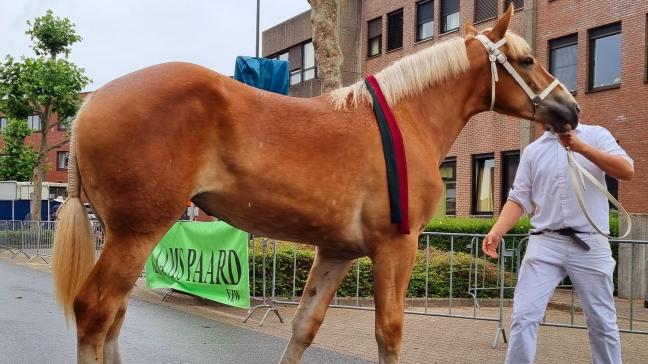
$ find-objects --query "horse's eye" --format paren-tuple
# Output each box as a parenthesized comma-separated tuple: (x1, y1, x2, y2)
(521, 57, 535, 67)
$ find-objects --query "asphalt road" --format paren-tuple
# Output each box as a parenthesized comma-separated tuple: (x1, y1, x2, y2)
(0, 260, 371, 364)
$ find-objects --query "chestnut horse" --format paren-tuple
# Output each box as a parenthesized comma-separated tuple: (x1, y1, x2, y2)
(52, 8, 578, 364)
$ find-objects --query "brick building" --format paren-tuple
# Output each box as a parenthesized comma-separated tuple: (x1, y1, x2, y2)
(263, 0, 648, 217)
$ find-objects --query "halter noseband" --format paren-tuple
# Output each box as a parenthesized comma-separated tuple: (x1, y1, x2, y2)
(475, 34, 561, 115)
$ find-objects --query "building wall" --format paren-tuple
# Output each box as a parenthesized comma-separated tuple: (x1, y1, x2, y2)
(262, 0, 363, 96)
(535, 0, 648, 213)
(362, 0, 525, 216)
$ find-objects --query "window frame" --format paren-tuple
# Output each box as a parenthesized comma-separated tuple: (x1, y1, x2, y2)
(56, 151, 69, 171)
(501, 150, 520, 208)
(471, 153, 495, 216)
(416, 0, 434, 42)
(367, 17, 383, 58)
(0, 117, 7, 131)
(548, 33, 578, 94)
(474, 0, 498, 24)
(302, 41, 316, 81)
(27, 114, 41, 131)
(440, 0, 460, 34)
(440, 158, 457, 216)
(587, 22, 622, 93)
(270, 40, 317, 86)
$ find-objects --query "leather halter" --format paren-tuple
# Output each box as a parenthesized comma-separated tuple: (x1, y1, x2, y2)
(475, 34, 561, 113)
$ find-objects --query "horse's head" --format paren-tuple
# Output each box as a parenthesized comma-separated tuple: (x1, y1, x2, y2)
(465, 5, 580, 132)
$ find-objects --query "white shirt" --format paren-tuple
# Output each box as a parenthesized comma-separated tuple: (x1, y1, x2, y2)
(508, 124, 633, 234)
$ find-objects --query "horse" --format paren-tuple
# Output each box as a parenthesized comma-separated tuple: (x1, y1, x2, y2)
(52, 7, 578, 364)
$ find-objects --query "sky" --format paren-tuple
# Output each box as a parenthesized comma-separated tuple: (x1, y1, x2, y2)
(0, 0, 310, 90)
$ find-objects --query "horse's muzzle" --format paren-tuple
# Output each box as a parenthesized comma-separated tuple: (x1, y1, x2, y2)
(536, 93, 580, 133)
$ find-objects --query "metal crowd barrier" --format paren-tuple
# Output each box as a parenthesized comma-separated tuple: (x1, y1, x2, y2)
(0, 220, 105, 264)
(249, 232, 648, 348)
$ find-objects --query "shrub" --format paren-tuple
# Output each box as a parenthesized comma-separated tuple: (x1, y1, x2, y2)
(249, 242, 512, 300)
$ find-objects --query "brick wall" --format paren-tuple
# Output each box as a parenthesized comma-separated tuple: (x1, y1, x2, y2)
(535, 0, 648, 213)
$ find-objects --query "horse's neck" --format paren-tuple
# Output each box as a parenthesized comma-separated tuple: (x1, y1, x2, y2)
(395, 75, 487, 159)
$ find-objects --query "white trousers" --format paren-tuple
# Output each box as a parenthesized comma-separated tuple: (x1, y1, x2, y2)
(505, 232, 621, 364)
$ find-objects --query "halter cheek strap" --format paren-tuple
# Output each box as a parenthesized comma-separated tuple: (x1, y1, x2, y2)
(475, 34, 561, 112)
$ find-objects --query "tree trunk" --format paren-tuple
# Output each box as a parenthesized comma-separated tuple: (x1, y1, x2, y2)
(30, 110, 50, 222)
(308, 0, 344, 93)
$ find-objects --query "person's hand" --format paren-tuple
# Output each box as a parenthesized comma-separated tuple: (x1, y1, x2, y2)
(558, 130, 588, 153)
(482, 231, 501, 259)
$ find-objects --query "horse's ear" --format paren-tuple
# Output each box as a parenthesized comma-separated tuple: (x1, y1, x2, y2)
(491, 3, 514, 39)
(463, 22, 477, 37)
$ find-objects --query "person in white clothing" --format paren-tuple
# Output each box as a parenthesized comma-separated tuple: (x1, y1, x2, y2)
(482, 123, 634, 364)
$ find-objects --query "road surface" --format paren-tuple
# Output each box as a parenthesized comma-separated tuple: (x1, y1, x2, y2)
(0, 260, 371, 363)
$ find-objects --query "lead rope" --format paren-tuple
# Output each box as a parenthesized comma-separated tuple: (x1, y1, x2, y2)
(565, 146, 631, 239)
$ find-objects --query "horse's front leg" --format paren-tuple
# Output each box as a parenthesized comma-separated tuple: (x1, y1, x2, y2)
(371, 236, 418, 364)
(279, 247, 354, 364)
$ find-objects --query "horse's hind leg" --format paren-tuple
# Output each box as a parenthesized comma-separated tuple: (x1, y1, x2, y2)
(74, 230, 165, 364)
(279, 248, 354, 364)
(371, 237, 418, 364)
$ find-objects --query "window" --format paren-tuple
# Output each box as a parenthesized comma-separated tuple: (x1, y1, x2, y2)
(441, 0, 460, 33)
(387, 9, 403, 51)
(504, 0, 523, 11)
(27, 115, 41, 130)
(588, 22, 622, 91)
(368, 17, 382, 57)
(501, 151, 520, 207)
(290, 69, 301, 85)
(277, 52, 289, 62)
(475, 0, 497, 23)
(57, 151, 69, 170)
(436, 159, 457, 216)
(303, 41, 316, 80)
(549, 34, 578, 93)
(0, 117, 7, 130)
(472, 154, 494, 215)
(416, 1, 434, 41)
(58, 115, 73, 131)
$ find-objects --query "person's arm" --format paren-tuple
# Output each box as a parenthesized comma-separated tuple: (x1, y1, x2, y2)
(482, 200, 524, 258)
(558, 131, 634, 181)
(482, 148, 533, 259)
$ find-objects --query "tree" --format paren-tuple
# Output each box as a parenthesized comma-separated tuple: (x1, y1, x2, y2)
(0, 10, 90, 221)
(0, 119, 37, 181)
(308, 0, 343, 93)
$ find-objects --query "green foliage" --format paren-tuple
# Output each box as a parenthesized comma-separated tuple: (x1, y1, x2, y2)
(0, 119, 37, 181)
(0, 56, 90, 121)
(26, 9, 82, 59)
(249, 243, 510, 300)
(421, 216, 530, 251)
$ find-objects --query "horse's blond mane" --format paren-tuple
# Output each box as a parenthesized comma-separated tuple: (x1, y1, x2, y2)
(329, 31, 531, 110)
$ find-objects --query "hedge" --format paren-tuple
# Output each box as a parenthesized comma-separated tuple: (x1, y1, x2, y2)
(249, 242, 514, 300)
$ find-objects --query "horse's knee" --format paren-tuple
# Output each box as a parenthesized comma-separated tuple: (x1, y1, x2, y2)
(290, 314, 322, 348)
(375, 317, 404, 353)
(73, 292, 114, 342)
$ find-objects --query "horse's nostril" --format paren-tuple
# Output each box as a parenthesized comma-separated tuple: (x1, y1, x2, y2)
(575, 104, 581, 113)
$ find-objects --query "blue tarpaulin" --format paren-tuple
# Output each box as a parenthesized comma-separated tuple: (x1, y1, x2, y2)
(234, 56, 290, 95)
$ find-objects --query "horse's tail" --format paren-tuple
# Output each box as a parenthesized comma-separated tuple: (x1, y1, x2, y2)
(52, 113, 95, 323)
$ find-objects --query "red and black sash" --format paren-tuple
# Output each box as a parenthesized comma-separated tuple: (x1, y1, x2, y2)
(365, 75, 410, 235)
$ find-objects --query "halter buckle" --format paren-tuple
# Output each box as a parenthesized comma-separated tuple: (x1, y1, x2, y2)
(488, 54, 497, 62)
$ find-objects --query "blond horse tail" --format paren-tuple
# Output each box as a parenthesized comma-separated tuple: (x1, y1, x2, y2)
(52, 117, 95, 322)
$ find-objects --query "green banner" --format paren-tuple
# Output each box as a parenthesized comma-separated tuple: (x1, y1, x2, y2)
(145, 221, 250, 308)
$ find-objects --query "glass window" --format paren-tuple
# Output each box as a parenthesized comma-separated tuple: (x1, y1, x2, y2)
(303, 41, 316, 81)
(58, 115, 73, 131)
(387, 9, 403, 51)
(278, 52, 289, 62)
(549, 34, 578, 93)
(0, 117, 7, 130)
(475, 0, 497, 23)
(472, 154, 494, 215)
(436, 159, 457, 216)
(368, 17, 382, 57)
(501, 151, 520, 207)
(27, 115, 41, 130)
(504, 0, 523, 11)
(441, 0, 460, 33)
(290, 69, 302, 85)
(416, 1, 434, 41)
(57, 151, 69, 170)
(588, 22, 622, 91)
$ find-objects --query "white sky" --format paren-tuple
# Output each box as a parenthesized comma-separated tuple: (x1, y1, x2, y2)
(0, 1, 310, 91)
